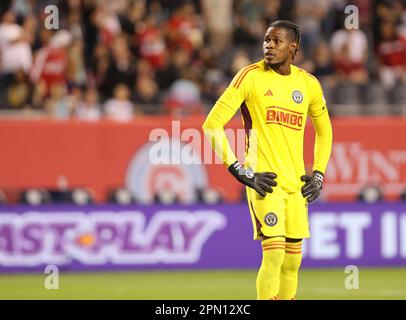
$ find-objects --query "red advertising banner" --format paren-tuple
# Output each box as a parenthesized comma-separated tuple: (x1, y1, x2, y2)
(0, 116, 404, 202)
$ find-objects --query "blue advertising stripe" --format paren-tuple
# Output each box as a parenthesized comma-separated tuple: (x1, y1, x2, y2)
(0, 203, 405, 271)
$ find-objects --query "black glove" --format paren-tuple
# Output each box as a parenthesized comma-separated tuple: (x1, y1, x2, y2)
(228, 161, 277, 197)
(301, 170, 324, 203)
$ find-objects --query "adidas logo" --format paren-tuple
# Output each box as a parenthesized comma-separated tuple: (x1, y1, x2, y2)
(264, 89, 273, 96)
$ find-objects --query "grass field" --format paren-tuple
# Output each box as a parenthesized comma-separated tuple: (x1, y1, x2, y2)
(0, 268, 405, 300)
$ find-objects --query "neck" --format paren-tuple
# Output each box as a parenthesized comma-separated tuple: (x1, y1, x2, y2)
(266, 60, 292, 75)
(273, 63, 291, 75)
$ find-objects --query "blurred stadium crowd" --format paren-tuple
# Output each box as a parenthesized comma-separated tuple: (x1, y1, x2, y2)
(1, 0, 406, 119)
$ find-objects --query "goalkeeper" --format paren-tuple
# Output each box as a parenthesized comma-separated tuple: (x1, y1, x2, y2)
(202, 20, 333, 300)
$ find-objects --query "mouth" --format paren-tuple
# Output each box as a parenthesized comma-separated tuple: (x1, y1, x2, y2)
(265, 51, 275, 58)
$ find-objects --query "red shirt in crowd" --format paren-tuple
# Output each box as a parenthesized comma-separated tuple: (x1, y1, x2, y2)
(376, 36, 406, 67)
(136, 27, 166, 69)
(30, 45, 67, 92)
(167, 16, 196, 54)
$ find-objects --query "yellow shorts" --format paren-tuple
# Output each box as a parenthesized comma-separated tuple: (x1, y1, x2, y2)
(246, 186, 310, 240)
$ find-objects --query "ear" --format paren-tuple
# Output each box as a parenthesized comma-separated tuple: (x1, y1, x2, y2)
(290, 42, 298, 55)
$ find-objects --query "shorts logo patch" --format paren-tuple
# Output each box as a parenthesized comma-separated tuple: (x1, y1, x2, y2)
(292, 90, 303, 104)
(264, 212, 278, 226)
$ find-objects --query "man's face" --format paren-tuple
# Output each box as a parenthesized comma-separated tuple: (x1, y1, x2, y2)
(263, 27, 296, 67)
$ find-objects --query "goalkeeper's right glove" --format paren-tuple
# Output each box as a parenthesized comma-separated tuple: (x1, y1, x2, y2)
(228, 161, 277, 197)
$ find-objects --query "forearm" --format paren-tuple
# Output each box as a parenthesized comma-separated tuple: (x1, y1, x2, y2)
(202, 102, 238, 167)
(311, 111, 333, 174)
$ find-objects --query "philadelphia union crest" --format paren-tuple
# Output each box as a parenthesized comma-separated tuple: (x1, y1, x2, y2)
(264, 213, 278, 226)
(292, 90, 303, 104)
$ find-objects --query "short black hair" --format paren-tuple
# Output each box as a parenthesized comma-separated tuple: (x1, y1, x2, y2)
(268, 20, 301, 56)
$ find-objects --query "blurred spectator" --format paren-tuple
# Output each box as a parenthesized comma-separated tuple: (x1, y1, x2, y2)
(11, 0, 33, 19)
(201, 0, 233, 53)
(135, 15, 167, 69)
(228, 50, 251, 76)
(166, 2, 204, 55)
(312, 42, 336, 87)
(0, 0, 406, 116)
(132, 58, 163, 113)
(30, 29, 72, 95)
(99, 35, 136, 99)
(399, 1, 406, 39)
(158, 0, 200, 14)
(67, 39, 87, 87)
(82, 0, 100, 66)
(6, 69, 31, 109)
(201, 68, 227, 107)
(233, 0, 268, 49)
(376, 20, 406, 89)
(164, 69, 203, 116)
(330, 28, 369, 84)
(275, 0, 295, 21)
(104, 83, 135, 121)
(90, 42, 110, 88)
(293, 51, 315, 73)
(311, 41, 336, 105)
(148, 0, 172, 24)
(128, 0, 147, 29)
(66, 9, 84, 40)
(133, 74, 162, 114)
(155, 47, 189, 90)
(233, 12, 256, 48)
(93, 3, 122, 48)
(30, 80, 47, 110)
(263, 0, 282, 24)
(0, 10, 32, 87)
(22, 15, 37, 46)
(319, 0, 346, 40)
(194, 46, 225, 107)
(44, 83, 77, 119)
(373, 0, 404, 45)
(75, 87, 102, 122)
(236, 0, 266, 30)
(295, 0, 330, 57)
(352, 0, 373, 30)
(35, 26, 53, 50)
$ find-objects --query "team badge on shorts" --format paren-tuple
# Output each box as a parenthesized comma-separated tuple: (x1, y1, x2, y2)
(292, 90, 303, 104)
(264, 212, 278, 226)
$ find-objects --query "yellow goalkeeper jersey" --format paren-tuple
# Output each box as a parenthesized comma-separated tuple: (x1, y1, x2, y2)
(203, 60, 333, 193)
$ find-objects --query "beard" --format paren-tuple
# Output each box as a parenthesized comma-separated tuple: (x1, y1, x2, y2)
(264, 58, 286, 69)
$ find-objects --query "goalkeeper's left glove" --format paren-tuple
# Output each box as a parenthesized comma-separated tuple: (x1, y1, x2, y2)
(301, 170, 324, 203)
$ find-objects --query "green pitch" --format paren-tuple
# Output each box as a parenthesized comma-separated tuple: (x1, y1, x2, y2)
(0, 268, 405, 300)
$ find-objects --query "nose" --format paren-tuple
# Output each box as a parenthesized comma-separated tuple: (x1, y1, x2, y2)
(266, 40, 274, 50)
